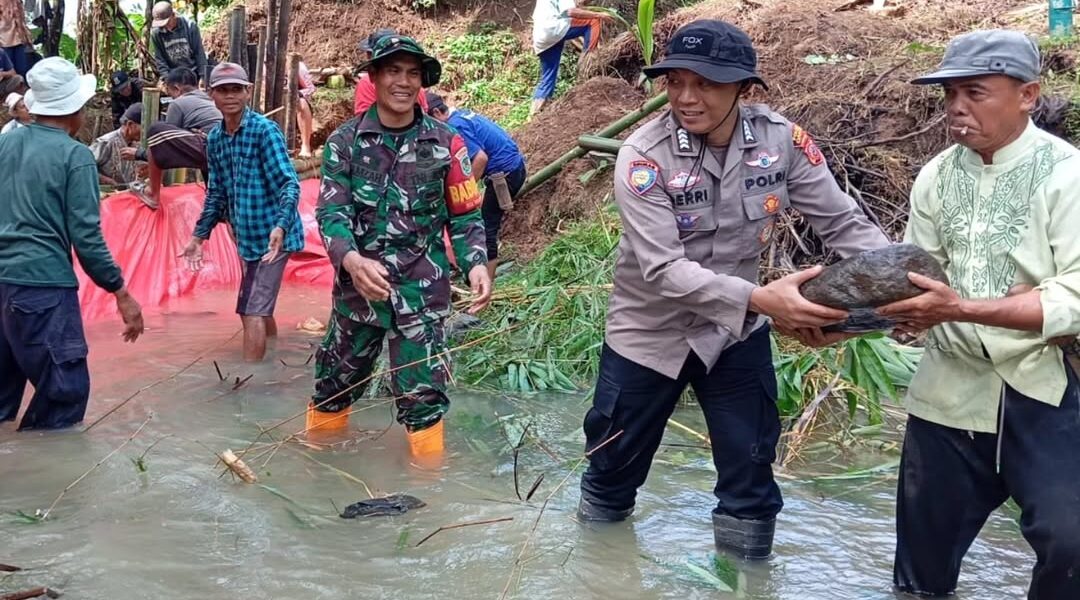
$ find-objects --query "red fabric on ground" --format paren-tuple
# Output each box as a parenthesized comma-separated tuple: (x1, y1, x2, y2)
(77, 179, 332, 321)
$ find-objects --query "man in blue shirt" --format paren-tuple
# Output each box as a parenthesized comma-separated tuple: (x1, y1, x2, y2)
(426, 92, 527, 279)
(181, 62, 303, 362)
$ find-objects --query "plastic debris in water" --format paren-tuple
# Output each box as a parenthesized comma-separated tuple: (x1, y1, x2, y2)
(339, 494, 426, 518)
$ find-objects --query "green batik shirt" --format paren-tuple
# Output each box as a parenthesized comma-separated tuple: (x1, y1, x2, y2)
(316, 105, 487, 329)
(904, 120, 1080, 433)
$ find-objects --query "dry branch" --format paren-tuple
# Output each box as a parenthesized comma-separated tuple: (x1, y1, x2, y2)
(414, 517, 515, 547)
(42, 414, 154, 520)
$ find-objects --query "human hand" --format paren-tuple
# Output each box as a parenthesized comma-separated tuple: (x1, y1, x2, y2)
(120, 147, 137, 161)
(114, 288, 145, 342)
(750, 266, 849, 330)
(180, 237, 205, 271)
(262, 227, 285, 263)
(466, 264, 492, 315)
(877, 272, 962, 334)
(343, 251, 391, 301)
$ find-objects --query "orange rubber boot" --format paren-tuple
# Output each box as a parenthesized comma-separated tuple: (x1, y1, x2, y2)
(406, 420, 444, 457)
(305, 403, 351, 435)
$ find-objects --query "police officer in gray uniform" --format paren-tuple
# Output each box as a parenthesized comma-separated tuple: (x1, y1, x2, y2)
(577, 20, 890, 559)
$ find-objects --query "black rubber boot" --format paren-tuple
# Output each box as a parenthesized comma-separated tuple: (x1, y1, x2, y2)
(576, 498, 633, 522)
(712, 511, 775, 560)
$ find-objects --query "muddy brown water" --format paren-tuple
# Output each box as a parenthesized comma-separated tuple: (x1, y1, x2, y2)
(1, 288, 1032, 599)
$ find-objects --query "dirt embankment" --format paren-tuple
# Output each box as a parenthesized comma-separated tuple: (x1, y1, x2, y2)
(503, 77, 646, 257)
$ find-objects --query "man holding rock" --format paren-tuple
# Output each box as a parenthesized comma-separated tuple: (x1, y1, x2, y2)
(310, 36, 491, 457)
(578, 19, 889, 560)
(877, 30, 1080, 599)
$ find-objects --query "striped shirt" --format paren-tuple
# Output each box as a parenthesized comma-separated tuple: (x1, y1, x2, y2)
(194, 108, 304, 261)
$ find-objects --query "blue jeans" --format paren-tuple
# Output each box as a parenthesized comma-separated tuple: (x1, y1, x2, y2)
(0, 284, 91, 430)
(3, 45, 31, 77)
(533, 24, 594, 100)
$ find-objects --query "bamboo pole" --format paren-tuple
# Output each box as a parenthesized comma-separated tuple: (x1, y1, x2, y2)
(139, 88, 161, 149)
(272, 0, 292, 129)
(577, 134, 623, 154)
(284, 53, 300, 151)
(253, 30, 267, 112)
(517, 91, 669, 198)
(262, 0, 279, 111)
(228, 5, 247, 66)
(143, 0, 153, 78)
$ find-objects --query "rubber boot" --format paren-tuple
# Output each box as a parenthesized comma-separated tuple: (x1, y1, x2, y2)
(406, 419, 444, 457)
(305, 403, 350, 434)
(712, 511, 775, 560)
(576, 497, 633, 522)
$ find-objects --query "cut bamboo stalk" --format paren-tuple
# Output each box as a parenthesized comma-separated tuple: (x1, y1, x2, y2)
(139, 88, 161, 150)
(219, 449, 258, 483)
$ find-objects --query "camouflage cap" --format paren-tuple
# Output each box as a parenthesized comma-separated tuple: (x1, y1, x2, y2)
(359, 35, 442, 88)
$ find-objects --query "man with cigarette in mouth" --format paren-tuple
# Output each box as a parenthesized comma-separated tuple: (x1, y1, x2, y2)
(877, 29, 1080, 599)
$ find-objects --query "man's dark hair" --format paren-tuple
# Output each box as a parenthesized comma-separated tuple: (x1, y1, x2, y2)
(164, 67, 198, 89)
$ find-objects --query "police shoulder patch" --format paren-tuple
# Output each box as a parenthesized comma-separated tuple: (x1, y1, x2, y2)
(792, 123, 825, 167)
(627, 160, 659, 196)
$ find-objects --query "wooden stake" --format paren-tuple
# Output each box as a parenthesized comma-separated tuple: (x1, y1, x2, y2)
(284, 53, 300, 151)
(262, 0, 279, 111)
(228, 6, 247, 66)
(272, 0, 292, 129)
(253, 30, 267, 112)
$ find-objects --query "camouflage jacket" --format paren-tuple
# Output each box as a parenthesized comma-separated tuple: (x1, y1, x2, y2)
(317, 106, 487, 328)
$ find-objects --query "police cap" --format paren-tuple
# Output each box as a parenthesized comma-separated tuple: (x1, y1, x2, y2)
(643, 20, 767, 89)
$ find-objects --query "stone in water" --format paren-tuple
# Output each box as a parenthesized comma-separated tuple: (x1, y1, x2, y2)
(798, 243, 948, 332)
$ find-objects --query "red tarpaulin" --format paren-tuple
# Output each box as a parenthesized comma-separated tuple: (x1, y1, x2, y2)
(76, 179, 333, 321)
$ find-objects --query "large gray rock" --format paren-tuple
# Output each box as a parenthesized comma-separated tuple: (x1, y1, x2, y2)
(799, 243, 949, 332)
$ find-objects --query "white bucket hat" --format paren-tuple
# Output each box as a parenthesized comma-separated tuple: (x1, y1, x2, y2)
(24, 57, 97, 116)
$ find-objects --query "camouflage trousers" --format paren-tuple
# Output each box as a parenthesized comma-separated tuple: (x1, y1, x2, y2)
(312, 309, 450, 431)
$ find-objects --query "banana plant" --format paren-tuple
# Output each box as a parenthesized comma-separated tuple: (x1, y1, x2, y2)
(585, 0, 657, 90)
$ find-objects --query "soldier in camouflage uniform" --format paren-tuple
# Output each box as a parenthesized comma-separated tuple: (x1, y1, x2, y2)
(309, 35, 492, 456)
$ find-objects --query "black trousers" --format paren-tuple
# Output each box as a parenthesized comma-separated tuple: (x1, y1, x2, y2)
(0, 284, 91, 430)
(481, 163, 527, 261)
(580, 325, 783, 520)
(894, 361, 1080, 599)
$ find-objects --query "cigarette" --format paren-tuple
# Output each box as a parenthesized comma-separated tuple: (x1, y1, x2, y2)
(960, 126, 968, 136)
(950, 125, 969, 136)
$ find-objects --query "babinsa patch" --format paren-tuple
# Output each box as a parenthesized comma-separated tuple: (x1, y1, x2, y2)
(792, 124, 824, 166)
(628, 160, 659, 195)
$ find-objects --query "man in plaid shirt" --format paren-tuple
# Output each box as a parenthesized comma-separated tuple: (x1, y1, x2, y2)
(182, 62, 303, 362)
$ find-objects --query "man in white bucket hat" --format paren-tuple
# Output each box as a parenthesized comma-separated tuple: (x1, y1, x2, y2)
(0, 57, 144, 431)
